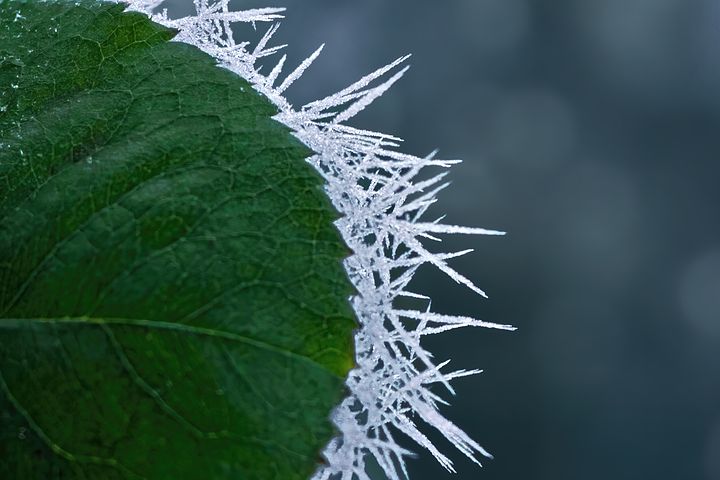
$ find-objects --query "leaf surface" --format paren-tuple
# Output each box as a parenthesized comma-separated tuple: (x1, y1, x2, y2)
(0, 1, 355, 478)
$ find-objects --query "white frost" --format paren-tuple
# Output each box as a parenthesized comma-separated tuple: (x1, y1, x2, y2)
(118, 1, 515, 478)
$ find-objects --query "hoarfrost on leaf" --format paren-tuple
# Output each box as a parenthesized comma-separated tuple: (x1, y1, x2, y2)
(115, 1, 516, 478)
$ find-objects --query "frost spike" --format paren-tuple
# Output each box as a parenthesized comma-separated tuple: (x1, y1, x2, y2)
(411, 223, 506, 236)
(277, 44, 324, 94)
(267, 53, 287, 87)
(395, 310, 516, 332)
(253, 23, 281, 57)
(166, 7, 284, 28)
(304, 55, 411, 113)
(332, 66, 409, 124)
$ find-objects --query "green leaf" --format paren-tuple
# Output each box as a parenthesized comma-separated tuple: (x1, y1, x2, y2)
(0, 1, 356, 478)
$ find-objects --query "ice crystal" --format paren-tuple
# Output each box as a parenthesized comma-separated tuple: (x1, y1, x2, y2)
(117, 1, 515, 478)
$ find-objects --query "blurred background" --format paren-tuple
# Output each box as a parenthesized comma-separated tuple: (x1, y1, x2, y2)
(171, 1, 720, 478)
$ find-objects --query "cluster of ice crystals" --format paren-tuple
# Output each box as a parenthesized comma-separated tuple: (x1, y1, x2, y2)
(118, 1, 515, 478)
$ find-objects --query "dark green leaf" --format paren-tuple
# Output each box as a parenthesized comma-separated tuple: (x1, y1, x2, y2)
(0, 1, 355, 478)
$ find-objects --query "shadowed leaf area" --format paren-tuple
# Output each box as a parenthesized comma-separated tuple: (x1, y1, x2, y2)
(0, 1, 355, 478)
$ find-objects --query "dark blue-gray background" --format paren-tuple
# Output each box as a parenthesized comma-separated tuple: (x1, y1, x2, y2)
(170, 1, 720, 478)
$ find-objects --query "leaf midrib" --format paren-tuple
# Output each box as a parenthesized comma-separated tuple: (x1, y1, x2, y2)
(0, 316, 340, 378)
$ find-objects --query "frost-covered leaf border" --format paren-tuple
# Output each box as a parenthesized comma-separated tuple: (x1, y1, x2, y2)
(115, 1, 515, 478)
